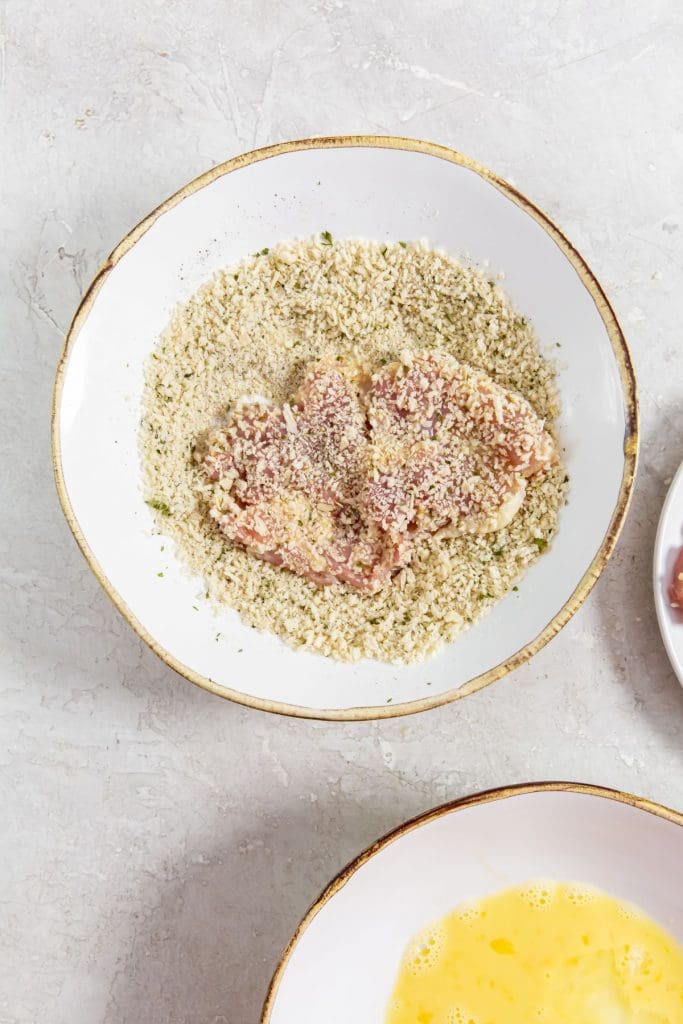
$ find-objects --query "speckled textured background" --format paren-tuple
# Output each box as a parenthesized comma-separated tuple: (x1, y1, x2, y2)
(2, 1, 683, 1021)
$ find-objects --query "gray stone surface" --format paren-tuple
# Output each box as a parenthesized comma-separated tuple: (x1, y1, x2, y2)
(2, 1, 683, 1021)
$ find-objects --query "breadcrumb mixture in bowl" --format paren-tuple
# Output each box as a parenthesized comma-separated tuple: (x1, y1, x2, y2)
(141, 237, 566, 664)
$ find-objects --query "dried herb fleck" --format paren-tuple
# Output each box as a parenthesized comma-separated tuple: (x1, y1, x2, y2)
(146, 499, 170, 516)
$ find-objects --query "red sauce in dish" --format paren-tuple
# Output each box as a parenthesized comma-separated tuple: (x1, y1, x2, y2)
(670, 545, 683, 608)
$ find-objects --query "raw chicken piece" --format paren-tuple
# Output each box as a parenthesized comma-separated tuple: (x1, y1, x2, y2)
(670, 546, 683, 609)
(204, 361, 407, 594)
(363, 352, 555, 542)
(201, 352, 556, 593)
(217, 492, 403, 592)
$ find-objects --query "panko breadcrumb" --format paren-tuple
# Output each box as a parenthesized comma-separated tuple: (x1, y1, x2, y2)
(141, 238, 565, 664)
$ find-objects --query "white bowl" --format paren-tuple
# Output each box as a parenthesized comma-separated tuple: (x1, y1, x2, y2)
(654, 458, 683, 686)
(262, 783, 682, 1023)
(52, 136, 637, 719)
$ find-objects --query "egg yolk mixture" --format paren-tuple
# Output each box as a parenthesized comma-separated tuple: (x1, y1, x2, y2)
(385, 882, 683, 1024)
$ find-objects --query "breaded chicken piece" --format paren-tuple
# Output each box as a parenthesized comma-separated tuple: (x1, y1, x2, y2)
(202, 353, 555, 592)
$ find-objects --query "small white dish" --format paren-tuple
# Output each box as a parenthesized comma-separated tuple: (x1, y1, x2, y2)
(52, 136, 638, 719)
(654, 458, 683, 686)
(262, 783, 682, 1024)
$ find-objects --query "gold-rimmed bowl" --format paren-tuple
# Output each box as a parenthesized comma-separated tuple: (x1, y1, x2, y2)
(52, 136, 637, 719)
(262, 783, 682, 1022)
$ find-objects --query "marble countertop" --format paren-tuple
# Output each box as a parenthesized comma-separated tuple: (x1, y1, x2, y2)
(2, 1, 682, 1021)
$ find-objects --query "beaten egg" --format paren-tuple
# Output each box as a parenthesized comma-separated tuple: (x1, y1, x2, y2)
(385, 882, 683, 1023)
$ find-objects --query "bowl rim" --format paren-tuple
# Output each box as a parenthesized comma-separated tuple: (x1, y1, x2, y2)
(260, 780, 682, 1022)
(51, 134, 639, 721)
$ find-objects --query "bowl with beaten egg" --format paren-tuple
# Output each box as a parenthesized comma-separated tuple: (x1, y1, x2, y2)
(262, 782, 682, 1023)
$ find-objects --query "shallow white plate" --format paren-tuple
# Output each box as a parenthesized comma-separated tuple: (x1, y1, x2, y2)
(52, 136, 638, 719)
(262, 783, 682, 1023)
(654, 458, 683, 686)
